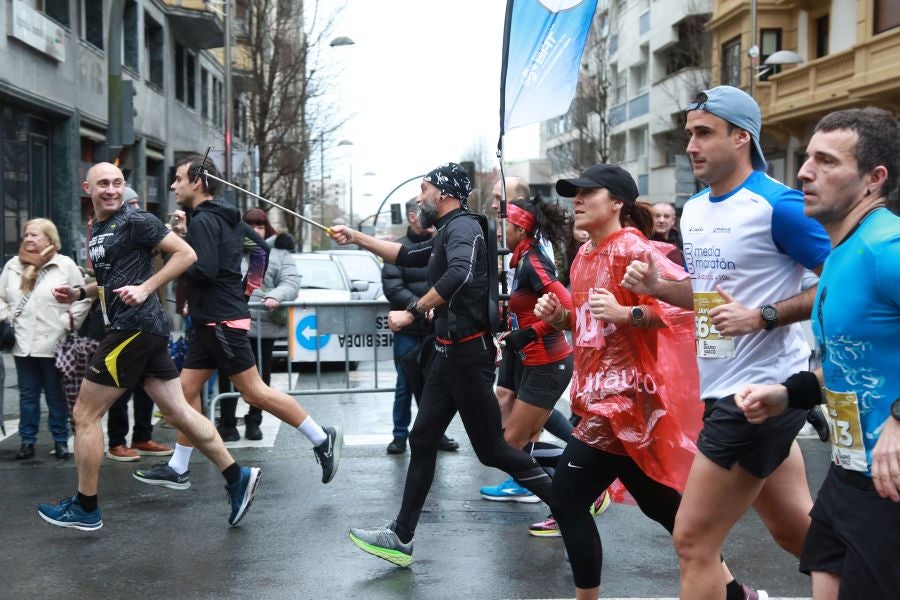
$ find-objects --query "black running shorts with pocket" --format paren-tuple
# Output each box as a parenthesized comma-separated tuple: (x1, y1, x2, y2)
(517, 354, 574, 410)
(696, 394, 805, 478)
(183, 323, 257, 376)
(86, 330, 179, 389)
(800, 464, 900, 599)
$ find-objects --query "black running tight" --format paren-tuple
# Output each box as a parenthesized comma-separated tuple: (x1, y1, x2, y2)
(550, 437, 682, 590)
(395, 348, 553, 541)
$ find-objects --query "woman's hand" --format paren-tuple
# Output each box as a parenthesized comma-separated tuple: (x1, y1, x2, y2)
(263, 297, 280, 311)
(588, 288, 629, 325)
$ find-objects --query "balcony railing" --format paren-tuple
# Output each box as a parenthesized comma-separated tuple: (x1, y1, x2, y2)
(763, 27, 900, 123)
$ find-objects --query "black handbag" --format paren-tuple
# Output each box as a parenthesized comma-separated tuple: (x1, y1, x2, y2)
(0, 319, 14, 351)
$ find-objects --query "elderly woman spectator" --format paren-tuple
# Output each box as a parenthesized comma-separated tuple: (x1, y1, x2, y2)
(218, 208, 299, 441)
(0, 218, 91, 459)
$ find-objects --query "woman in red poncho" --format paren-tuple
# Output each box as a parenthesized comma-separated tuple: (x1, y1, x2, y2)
(534, 164, 702, 599)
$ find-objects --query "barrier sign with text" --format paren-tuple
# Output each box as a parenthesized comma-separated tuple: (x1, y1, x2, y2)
(288, 304, 394, 362)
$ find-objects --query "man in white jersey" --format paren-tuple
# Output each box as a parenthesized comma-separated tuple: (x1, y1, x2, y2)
(671, 86, 832, 600)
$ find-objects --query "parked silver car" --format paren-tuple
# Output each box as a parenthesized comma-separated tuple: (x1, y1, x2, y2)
(316, 249, 384, 300)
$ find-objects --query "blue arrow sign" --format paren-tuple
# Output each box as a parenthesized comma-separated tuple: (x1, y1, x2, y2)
(295, 314, 331, 351)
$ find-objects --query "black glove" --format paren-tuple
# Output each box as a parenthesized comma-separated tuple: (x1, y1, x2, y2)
(504, 327, 538, 352)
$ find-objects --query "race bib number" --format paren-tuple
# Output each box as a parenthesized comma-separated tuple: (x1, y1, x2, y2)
(693, 292, 734, 358)
(824, 388, 867, 472)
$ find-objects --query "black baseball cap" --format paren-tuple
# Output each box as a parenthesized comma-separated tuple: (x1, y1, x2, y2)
(556, 164, 639, 203)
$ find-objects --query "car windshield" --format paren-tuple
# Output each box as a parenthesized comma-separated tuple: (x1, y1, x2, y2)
(334, 254, 380, 281)
(294, 258, 345, 290)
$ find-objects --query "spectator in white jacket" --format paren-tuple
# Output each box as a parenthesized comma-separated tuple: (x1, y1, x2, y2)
(0, 218, 90, 459)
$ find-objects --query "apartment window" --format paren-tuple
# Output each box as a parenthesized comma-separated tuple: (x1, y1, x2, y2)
(123, 0, 139, 72)
(759, 29, 782, 80)
(175, 43, 197, 108)
(815, 15, 829, 58)
(201, 68, 210, 119)
(144, 14, 163, 89)
(631, 61, 648, 94)
(721, 36, 741, 87)
(630, 46, 649, 95)
(610, 133, 626, 164)
(875, 0, 900, 34)
(612, 67, 626, 104)
(40, 0, 69, 27)
(80, 0, 104, 49)
(630, 127, 647, 161)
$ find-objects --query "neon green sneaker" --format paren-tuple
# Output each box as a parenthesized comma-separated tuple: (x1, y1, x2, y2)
(349, 521, 413, 567)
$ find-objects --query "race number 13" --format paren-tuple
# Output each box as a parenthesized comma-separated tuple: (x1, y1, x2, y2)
(824, 388, 867, 472)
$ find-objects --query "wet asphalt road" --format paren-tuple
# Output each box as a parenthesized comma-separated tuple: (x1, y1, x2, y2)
(0, 361, 826, 599)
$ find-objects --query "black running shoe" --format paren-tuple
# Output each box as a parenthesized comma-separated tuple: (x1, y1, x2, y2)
(313, 426, 343, 483)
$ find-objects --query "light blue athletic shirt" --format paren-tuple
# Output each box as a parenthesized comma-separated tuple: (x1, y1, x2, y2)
(813, 208, 900, 476)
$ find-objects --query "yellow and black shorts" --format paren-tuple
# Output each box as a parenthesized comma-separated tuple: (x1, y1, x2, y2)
(85, 330, 179, 390)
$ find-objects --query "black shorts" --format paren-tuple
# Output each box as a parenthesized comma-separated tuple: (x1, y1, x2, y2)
(496, 345, 525, 391)
(696, 394, 805, 478)
(86, 330, 179, 389)
(518, 354, 573, 410)
(800, 465, 900, 599)
(183, 323, 257, 376)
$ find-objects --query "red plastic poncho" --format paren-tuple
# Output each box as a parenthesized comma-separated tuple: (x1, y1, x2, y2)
(568, 227, 701, 494)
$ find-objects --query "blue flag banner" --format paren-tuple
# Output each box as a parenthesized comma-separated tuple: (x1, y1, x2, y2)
(500, 0, 598, 134)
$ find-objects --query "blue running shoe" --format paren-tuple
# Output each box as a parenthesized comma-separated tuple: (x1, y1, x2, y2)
(480, 476, 540, 503)
(38, 496, 102, 531)
(226, 466, 261, 526)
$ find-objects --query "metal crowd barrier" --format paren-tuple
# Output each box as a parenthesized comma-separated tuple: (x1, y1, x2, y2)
(204, 299, 396, 418)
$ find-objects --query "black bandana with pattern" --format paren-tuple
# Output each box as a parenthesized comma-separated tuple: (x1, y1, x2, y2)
(423, 162, 473, 209)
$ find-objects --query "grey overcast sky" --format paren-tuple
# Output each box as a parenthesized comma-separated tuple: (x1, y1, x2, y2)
(319, 0, 541, 220)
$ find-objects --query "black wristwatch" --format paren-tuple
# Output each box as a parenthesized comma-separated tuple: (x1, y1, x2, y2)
(760, 304, 778, 331)
(75, 285, 86, 301)
(406, 297, 422, 318)
(630, 306, 646, 328)
(891, 398, 900, 422)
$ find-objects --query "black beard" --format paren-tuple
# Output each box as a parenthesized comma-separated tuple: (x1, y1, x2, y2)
(418, 204, 438, 229)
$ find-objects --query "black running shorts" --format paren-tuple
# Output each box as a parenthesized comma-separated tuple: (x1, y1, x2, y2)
(183, 323, 257, 376)
(496, 345, 525, 391)
(86, 330, 179, 389)
(517, 355, 573, 410)
(800, 464, 900, 599)
(696, 394, 805, 478)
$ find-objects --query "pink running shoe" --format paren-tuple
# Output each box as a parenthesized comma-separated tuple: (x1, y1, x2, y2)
(528, 515, 560, 537)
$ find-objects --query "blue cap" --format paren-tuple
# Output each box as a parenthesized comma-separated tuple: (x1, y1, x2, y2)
(686, 85, 767, 172)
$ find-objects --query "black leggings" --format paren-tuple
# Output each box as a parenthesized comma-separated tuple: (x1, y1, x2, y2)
(550, 437, 682, 590)
(395, 347, 553, 540)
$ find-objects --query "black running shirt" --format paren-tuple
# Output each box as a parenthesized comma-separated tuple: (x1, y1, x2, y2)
(88, 205, 171, 335)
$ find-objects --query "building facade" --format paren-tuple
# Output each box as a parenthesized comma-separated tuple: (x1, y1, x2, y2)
(0, 0, 243, 264)
(541, 0, 713, 207)
(707, 0, 900, 192)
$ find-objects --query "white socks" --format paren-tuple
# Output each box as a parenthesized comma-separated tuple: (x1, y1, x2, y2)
(298, 415, 327, 447)
(168, 443, 194, 474)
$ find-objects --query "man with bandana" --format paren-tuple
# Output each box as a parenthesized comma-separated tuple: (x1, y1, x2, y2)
(330, 162, 553, 567)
